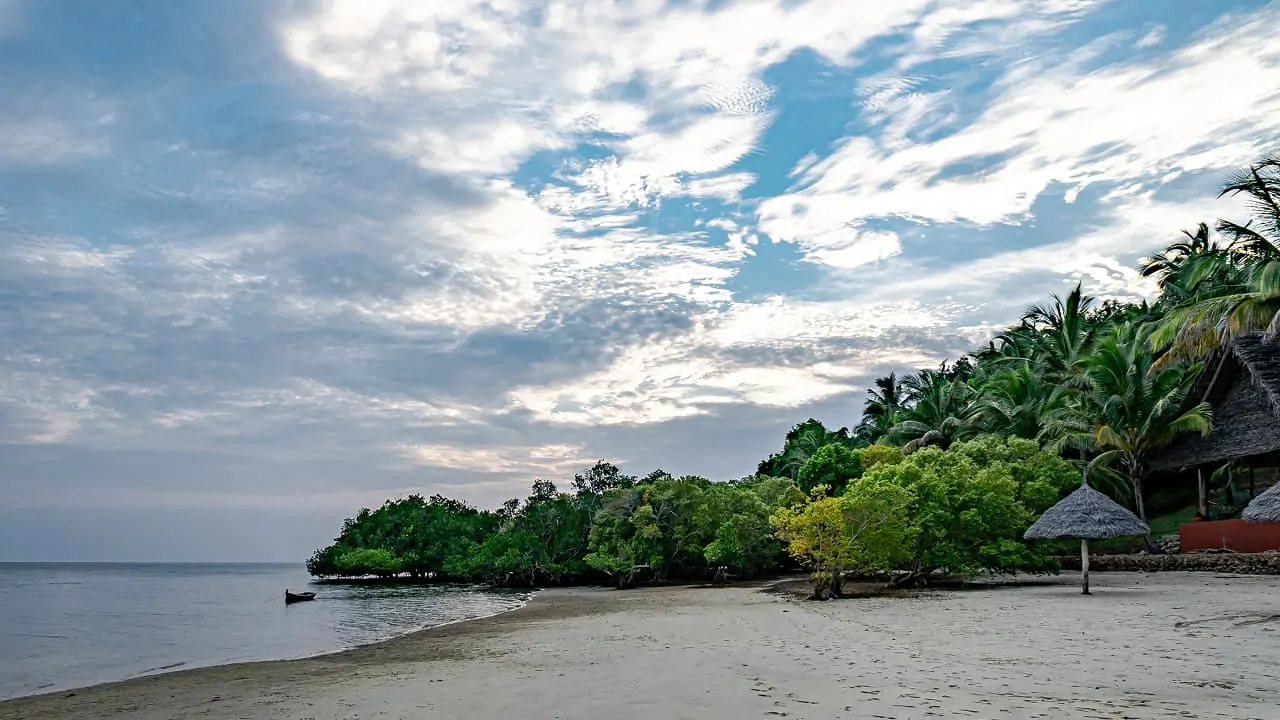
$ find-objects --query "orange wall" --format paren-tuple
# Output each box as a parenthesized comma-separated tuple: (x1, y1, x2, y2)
(1180, 519, 1280, 553)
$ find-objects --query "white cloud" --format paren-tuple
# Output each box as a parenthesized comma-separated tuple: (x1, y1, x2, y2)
(6, 237, 132, 274)
(506, 296, 959, 425)
(1136, 23, 1166, 48)
(863, 192, 1241, 310)
(278, 0, 1078, 217)
(759, 8, 1280, 266)
(0, 366, 106, 445)
(0, 119, 110, 166)
(397, 441, 587, 476)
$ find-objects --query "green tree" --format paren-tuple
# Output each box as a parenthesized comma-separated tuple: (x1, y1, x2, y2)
(770, 482, 914, 599)
(796, 443, 862, 496)
(854, 445, 904, 473)
(977, 361, 1067, 441)
(454, 479, 594, 585)
(1020, 283, 1101, 386)
(891, 369, 983, 453)
(334, 548, 404, 577)
(757, 419, 858, 479)
(863, 437, 1078, 585)
(855, 373, 905, 444)
(1043, 323, 1213, 525)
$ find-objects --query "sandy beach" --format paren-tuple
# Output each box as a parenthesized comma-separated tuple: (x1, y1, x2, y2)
(3, 572, 1278, 719)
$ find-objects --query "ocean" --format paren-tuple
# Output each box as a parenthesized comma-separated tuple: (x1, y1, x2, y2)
(0, 563, 529, 701)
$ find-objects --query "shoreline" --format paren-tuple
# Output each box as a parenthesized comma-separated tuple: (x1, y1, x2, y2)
(0, 585, 537, 704)
(0, 584, 548, 707)
(6, 573, 1279, 719)
(0, 582, 705, 719)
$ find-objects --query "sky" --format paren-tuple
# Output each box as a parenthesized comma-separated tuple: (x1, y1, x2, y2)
(2, 0, 1279, 561)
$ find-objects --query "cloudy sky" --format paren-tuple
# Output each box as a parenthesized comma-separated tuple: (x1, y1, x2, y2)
(2, 0, 1278, 561)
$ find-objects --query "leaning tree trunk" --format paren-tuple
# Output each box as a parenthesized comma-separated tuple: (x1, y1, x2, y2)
(810, 571, 838, 600)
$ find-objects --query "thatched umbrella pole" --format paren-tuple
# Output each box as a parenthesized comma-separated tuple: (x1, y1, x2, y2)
(1078, 451, 1090, 595)
(1080, 538, 1090, 595)
(1025, 481, 1149, 595)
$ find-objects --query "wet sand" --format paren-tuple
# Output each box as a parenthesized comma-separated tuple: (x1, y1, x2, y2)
(3, 572, 1278, 719)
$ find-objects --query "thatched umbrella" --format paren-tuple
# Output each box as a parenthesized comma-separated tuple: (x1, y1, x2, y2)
(1024, 482, 1150, 594)
(1242, 482, 1280, 523)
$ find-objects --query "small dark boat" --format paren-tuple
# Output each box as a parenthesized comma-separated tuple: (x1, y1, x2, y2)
(284, 590, 316, 604)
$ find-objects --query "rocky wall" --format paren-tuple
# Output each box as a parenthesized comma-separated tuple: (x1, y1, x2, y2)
(1056, 550, 1280, 575)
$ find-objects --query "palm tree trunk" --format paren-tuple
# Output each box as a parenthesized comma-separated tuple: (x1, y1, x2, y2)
(1129, 460, 1159, 553)
(1130, 472, 1148, 524)
(1196, 468, 1208, 517)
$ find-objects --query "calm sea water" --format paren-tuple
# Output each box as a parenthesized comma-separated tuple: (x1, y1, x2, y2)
(0, 563, 528, 701)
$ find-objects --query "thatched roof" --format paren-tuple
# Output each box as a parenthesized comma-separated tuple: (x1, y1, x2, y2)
(1150, 334, 1280, 471)
(1024, 483, 1150, 540)
(1242, 482, 1280, 523)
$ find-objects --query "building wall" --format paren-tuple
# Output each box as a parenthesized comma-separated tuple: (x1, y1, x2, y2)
(1180, 518, 1280, 553)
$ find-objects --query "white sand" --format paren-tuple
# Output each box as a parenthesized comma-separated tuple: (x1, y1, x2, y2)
(4, 572, 1279, 719)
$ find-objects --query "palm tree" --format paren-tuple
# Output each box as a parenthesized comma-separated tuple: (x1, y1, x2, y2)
(1043, 322, 1213, 525)
(1140, 222, 1214, 284)
(1216, 156, 1280, 253)
(855, 373, 904, 443)
(773, 420, 855, 479)
(1150, 155, 1280, 362)
(1021, 282, 1100, 386)
(977, 361, 1067, 441)
(891, 369, 983, 453)
(975, 328, 1039, 368)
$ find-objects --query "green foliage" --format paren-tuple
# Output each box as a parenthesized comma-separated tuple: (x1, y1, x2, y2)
(334, 548, 404, 577)
(309, 462, 795, 587)
(859, 437, 1079, 581)
(584, 499, 664, 580)
(770, 437, 1077, 592)
(456, 481, 594, 585)
(704, 512, 773, 570)
(854, 445, 903, 473)
(306, 494, 496, 579)
(740, 475, 805, 509)
(1042, 322, 1212, 522)
(757, 419, 859, 479)
(890, 368, 984, 453)
(797, 444, 862, 496)
(770, 481, 913, 598)
(584, 476, 786, 584)
(944, 436, 1080, 515)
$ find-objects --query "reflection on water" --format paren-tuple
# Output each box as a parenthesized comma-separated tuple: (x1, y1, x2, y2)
(0, 563, 528, 700)
(319, 581, 525, 647)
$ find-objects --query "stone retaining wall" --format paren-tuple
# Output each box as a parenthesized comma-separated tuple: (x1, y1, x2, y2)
(1056, 551, 1280, 575)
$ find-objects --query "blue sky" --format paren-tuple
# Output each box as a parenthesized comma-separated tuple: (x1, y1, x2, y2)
(2, 0, 1279, 561)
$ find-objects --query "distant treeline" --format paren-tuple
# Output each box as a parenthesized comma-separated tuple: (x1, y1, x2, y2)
(308, 437, 1083, 596)
(307, 461, 801, 588)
